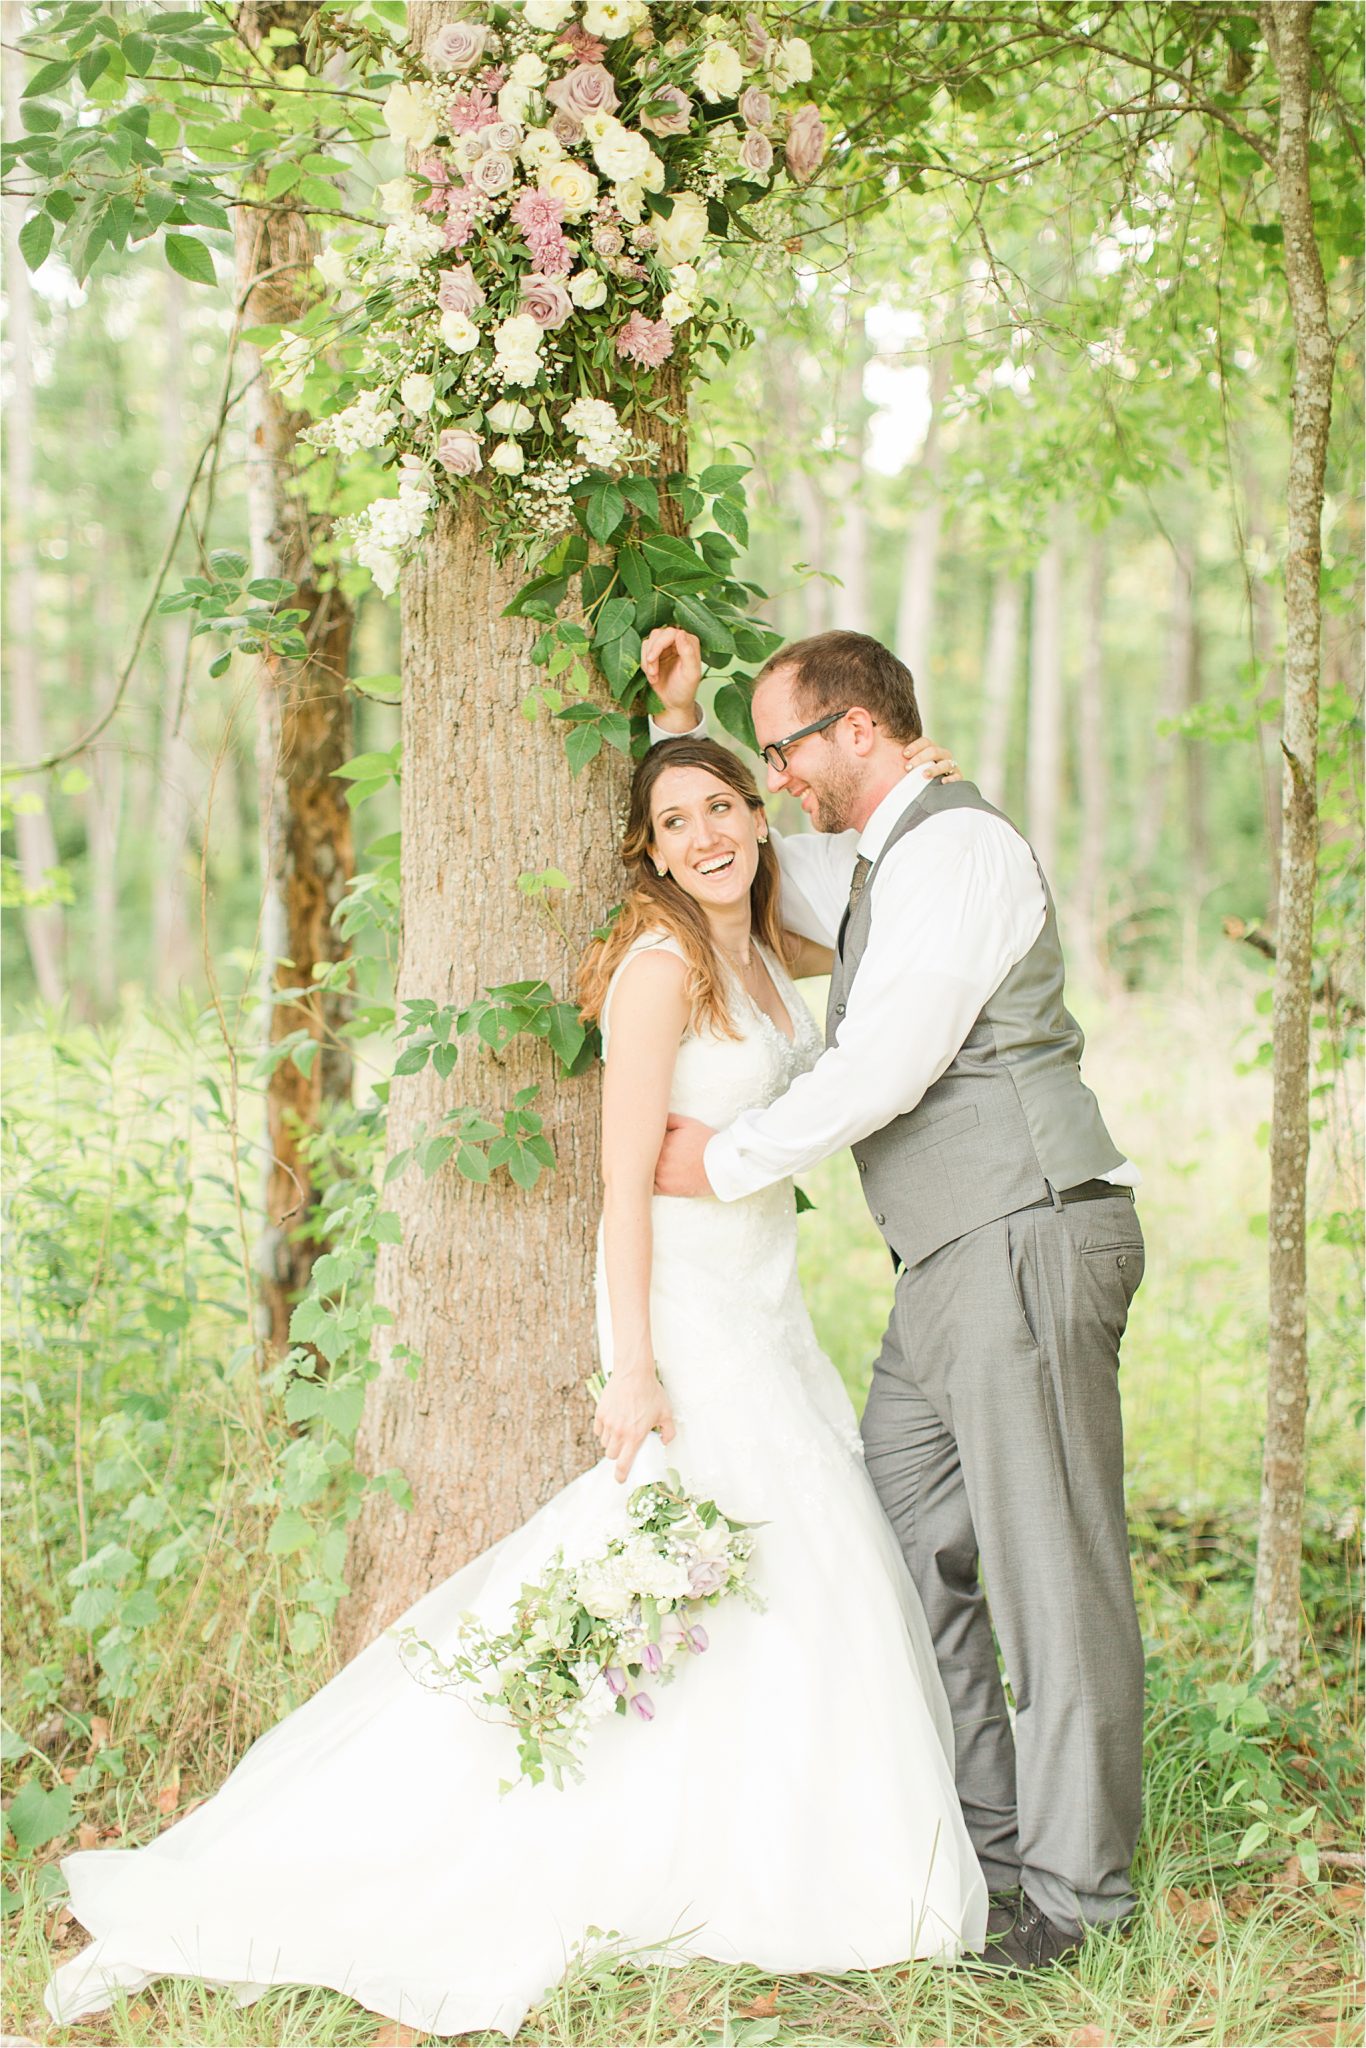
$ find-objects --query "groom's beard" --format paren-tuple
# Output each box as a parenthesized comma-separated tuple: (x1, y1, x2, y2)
(809, 754, 861, 834)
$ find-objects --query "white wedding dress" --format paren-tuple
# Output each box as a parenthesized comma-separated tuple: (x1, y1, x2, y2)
(46, 934, 987, 2039)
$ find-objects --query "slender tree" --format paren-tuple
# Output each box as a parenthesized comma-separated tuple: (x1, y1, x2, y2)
(1026, 539, 1063, 879)
(977, 571, 1022, 810)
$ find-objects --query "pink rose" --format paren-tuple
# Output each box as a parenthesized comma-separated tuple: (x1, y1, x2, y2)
(437, 428, 483, 475)
(520, 272, 573, 329)
(591, 221, 624, 257)
(784, 103, 827, 184)
(615, 310, 674, 367)
(482, 121, 524, 155)
(546, 63, 619, 125)
(438, 263, 486, 315)
(739, 128, 774, 176)
(640, 82, 692, 138)
(560, 24, 607, 64)
(448, 87, 497, 134)
(468, 150, 515, 198)
(739, 85, 772, 128)
(430, 21, 488, 73)
(550, 109, 584, 147)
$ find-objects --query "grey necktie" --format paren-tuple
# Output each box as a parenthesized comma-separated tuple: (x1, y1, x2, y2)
(838, 854, 873, 955)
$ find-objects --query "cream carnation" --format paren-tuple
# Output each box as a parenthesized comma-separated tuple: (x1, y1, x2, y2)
(520, 125, 565, 172)
(378, 176, 417, 218)
(655, 191, 707, 265)
(592, 119, 652, 183)
(509, 51, 548, 87)
(661, 289, 694, 325)
(493, 311, 545, 384)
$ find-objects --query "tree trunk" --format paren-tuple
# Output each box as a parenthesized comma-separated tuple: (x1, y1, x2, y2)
(894, 350, 951, 727)
(2, 53, 65, 1003)
(1073, 536, 1107, 979)
(1026, 541, 1063, 880)
(338, 500, 630, 1657)
(978, 572, 1021, 809)
(152, 269, 199, 1002)
(830, 299, 869, 633)
(234, 0, 357, 1353)
(1253, 0, 1337, 1694)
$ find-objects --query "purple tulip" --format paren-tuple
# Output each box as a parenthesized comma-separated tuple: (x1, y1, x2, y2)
(629, 1691, 656, 1721)
(642, 1642, 663, 1675)
(686, 1624, 709, 1654)
(605, 1665, 627, 1695)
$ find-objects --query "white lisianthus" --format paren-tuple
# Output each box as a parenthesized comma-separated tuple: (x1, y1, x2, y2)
(400, 371, 436, 414)
(667, 261, 700, 303)
(439, 309, 481, 352)
(509, 51, 548, 88)
(315, 244, 348, 291)
(498, 81, 539, 126)
(520, 125, 565, 172)
(773, 34, 814, 87)
(592, 118, 653, 184)
(579, 109, 615, 146)
(568, 267, 608, 308)
(661, 289, 694, 325)
(620, 1536, 692, 1603)
(640, 148, 666, 193)
(493, 311, 545, 385)
(378, 176, 417, 218)
(383, 81, 439, 153)
(655, 191, 708, 265)
(575, 1562, 632, 1618)
(487, 398, 534, 433)
(525, 0, 574, 26)
(489, 439, 525, 476)
(538, 159, 598, 219)
(695, 39, 744, 103)
(612, 179, 646, 223)
(582, 0, 648, 39)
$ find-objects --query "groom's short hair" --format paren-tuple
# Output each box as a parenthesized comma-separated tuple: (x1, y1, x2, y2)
(756, 631, 923, 744)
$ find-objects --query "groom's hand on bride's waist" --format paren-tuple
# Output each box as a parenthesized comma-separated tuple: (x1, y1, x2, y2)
(654, 1114, 716, 1197)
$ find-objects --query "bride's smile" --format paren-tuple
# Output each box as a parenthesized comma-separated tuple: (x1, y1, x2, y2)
(650, 765, 765, 910)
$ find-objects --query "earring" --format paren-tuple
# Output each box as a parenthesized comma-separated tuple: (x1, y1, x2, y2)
(655, 864, 667, 877)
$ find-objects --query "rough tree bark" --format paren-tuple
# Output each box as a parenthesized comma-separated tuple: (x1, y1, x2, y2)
(2, 53, 65, 1003)
(1026, 540, 1063, 880)
(977, 571, 1021, 809)
(1252, 0, 1337, 1693)
(234, 0, 357, 1352)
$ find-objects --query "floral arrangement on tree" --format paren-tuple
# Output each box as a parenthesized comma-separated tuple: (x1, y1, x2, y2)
(302, 1, 826, 594)
(396, 1461, 759, 1789)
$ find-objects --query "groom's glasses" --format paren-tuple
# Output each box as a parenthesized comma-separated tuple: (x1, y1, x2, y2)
(760, 709, 850, 773)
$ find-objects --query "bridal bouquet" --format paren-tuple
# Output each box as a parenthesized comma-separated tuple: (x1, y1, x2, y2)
(396, 1464, 759, 1789)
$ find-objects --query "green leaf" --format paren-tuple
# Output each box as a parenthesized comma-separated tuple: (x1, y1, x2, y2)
(265, 161, 300, 200)
(585, 482, 627, 543)
(456, 1143, 491, 1182)
(669, 591, 734, 660)
(592, 596, 636, 645)
(77, 45, 111, 89)
(164, 234, 216, 287)
(697, 463, 749, 492)
(289, 1610, 324, 1655)
(266, 1509, 314, 1556)
(20, 101, 61, 134)
(22, 59, 76, 98)
(714, 680, 757, 753)
(4, 1777, 76, 1855)
(17, 212, 54, 271)
(615, 546, 652, 606)
(563, 721, 603, 776)
(1235, 1820, 1271, 1860)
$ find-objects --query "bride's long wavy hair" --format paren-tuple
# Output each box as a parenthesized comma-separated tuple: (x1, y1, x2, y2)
(577, 737, 790, 1041)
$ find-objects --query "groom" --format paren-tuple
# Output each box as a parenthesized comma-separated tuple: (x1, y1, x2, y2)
(645, 624, 1146, 1973)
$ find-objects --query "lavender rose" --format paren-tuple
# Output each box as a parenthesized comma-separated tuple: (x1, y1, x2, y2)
(590, 220, 624, 257)
(739, 85, 772, 128)
(784, 102, 827, 184)
(551, 108, 584, 147)
(481, 120, 524, 155)
(429, 20, 488, 73)
(436, 427, 483, 476)
(739, 128, 774, 176)
(437, 262, 486, 315)
(519, 271, 573, 329)
(640, 82, 693, 138)
(546, 62, 619, 125)
(469, 149, 516, 198)
(688, 1557, 729, 1597)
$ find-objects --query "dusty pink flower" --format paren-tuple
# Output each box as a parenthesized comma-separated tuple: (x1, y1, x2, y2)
(469, 149, 516, 198)
(417, 154, 455, 213)
(482, 120, 523, 155)
(442, 185, 488, 249)
(639, 81, 692, 138)
(430, 20, 488, 73)
(546, 62, 619, 125)
(591, 220, 624, 257)
(531, 230, 574, 276)
(785, 104, 827, 183)
(512, 189, 567, 241)
(520, 272, 573, 329)
(437, 262, 486, 315)
(550, 108, 584, 147)
(447, 87, 497, 134)
(629, 221, 657, 250)
(739, 128, 774, 176)
(611, 254, 648, 282)
(437, 427, 483, 475)
(560, 23, 607, 63)
(480, 65, 507, 92)
(743, 12, 771, 66)
(615, 310, 674, 367)
(739, 85, 772, 128)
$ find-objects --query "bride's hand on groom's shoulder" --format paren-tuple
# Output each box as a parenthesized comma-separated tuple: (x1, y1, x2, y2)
(904, 736, 962, 781)
(642, 626, 704, 727)
(594, 1366, 677, 1484)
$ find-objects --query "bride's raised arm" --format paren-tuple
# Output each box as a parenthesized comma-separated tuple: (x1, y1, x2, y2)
(593, 949, 689, 1482)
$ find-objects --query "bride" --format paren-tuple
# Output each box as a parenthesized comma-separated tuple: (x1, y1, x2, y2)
(45, 735, 987, 2040)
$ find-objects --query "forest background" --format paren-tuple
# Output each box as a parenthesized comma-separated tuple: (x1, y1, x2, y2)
(1, 2, 1363, 2045)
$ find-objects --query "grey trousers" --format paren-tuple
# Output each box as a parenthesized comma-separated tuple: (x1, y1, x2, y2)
(860, 1193, 1146, 1936)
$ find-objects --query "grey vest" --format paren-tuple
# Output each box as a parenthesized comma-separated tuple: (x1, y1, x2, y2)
(827, 780, 1123, 1267)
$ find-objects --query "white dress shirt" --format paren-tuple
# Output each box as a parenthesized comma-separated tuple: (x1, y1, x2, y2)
(648, 714, 1136, 1201)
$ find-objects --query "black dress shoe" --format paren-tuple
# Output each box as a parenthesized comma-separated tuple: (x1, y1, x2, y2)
(984, 1887, 1022, 1945)
(971, 1894, 1080, 1973)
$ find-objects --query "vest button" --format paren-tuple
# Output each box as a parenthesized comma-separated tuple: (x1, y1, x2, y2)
(1117, 1253, 1128, 1269)
(835, 1001, 846, 1016)
(875, 1212, 886, 1226)
(857, 1159, 867, 1174)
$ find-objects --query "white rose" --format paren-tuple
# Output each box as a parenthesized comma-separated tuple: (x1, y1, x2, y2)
(510, 51, 548, 87)
(439, 309, 481, 352)
(568, 267, 608, 308)
(695, 40, 744, 102)
(661, 290, 693, 325)
(400, 371, 436, 414)
(525, 0, 574, 27)
(498, 81, 538, 127)
(538, 159, 599, 220)
(592, 119, 652, 184)
(383, 82, 438, 153)
(520, 125, 565, 172)
(487, 398, 534, 433)
(773, 35, 814, 87)
(582, 0, 648, 40)
(378, 176, 416, 218)
(655, 191, 708, 265)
